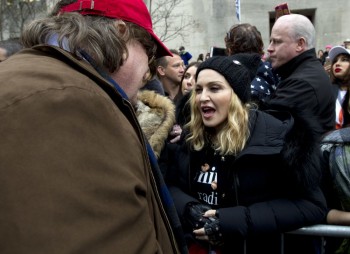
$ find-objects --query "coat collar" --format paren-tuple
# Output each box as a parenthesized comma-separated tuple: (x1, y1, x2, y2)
(32, 45, 129, 103)
(238, 110, 294, 158)
(275, 48, 317, 80)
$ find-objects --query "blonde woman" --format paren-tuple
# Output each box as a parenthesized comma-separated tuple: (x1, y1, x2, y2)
(162, 53, 327, 254)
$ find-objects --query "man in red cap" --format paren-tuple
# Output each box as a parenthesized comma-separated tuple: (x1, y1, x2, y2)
(0, 0, 187, 253)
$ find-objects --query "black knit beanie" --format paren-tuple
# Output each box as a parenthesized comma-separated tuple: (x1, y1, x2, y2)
(196, 53, 261, 103)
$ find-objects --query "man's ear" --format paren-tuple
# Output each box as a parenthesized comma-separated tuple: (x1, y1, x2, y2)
(157, 66, 166, 76)
(296, 37, 306, 52)
(115, 20, 127, 35)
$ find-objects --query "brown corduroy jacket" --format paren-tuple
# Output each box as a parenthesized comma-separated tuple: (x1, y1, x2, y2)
(0, 45, 180, 254)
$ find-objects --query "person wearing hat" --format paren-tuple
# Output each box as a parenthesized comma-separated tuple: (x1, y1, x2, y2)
(328, 46, 350, 129)
(0, 0, 187, 253)
(320, 45, 350, 254)
(322, 45, 350, 212)
(325, 44, 333, 52)
(161, 53, 327, 254)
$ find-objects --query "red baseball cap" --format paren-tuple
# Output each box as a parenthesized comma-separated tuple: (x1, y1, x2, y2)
(59, 0, 172, 58)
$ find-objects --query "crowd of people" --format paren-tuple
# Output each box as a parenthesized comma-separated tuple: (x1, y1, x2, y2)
(0, 0, 349, 253)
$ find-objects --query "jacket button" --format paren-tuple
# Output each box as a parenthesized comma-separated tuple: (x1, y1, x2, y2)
(222, 193, 225, 198)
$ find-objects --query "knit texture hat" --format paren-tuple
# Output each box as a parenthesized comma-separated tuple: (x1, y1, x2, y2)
(196, 53, 261, 103)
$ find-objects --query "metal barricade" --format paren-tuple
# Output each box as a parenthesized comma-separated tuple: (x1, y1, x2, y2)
(287, 224, 350, 238)
(284, 224, 350, 254)
(241, 224, 350, 254)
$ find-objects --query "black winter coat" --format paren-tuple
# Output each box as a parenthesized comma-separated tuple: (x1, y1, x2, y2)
(265, 49, 335, 137)
(162, 110, 327, 254)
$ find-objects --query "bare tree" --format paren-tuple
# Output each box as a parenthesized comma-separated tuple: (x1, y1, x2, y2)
(0, 0, 196, 43)
(148, 0, 198, 43)
(0, 0, 47, 40)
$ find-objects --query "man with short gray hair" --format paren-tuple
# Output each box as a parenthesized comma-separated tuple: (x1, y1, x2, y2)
(266, 13, 335, 254)
(267, 14, 335, 137)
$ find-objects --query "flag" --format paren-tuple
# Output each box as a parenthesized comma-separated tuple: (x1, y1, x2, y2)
(235, 0, 241, 22)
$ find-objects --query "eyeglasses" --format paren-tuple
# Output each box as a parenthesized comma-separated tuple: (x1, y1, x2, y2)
(139, 39, 157, 66)
(147, 44, 156, 65)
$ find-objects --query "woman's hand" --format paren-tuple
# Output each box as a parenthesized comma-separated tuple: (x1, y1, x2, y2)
(169, 124, 182, 143)
(192, 209, 216, 241)
(193, 227, 208, 241)
(193, 209, 224, 246)
(203, 209, 216, 217)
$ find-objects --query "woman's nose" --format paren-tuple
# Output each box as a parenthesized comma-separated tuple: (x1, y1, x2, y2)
(199, 90, 209, 101)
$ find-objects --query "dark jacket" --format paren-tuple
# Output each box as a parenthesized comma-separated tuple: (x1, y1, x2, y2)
(265, 49, 335, 137)
(180, 51, 192, 66)
(0, 45, 184, 254)
(175, 91, 192, 128)
(162, 110, 327, 254)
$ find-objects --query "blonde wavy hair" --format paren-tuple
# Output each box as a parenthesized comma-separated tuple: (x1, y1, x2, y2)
(185, 89, 251, 156)
(20, 0, 156, 73)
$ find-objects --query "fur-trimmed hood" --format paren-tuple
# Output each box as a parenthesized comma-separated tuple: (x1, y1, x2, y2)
(136, 90, 175, 158)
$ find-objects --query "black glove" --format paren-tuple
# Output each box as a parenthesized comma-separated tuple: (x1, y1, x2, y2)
(204, 217, 224, 246)
(183, 201, 212, 230)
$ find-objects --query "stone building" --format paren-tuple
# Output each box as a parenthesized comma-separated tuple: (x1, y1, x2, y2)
(146, 0, 350, 62)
